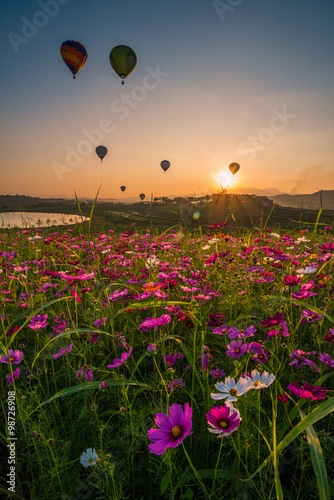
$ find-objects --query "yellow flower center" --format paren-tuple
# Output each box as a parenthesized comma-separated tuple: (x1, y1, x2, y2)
(171, 425, 181, 437)
(88, 458, 93, 463)
(229, 388, 238, 396)
(235, 349, 240, 353)
(219, 420, 228, 428)
(10, 357, 14, 362)
(254, 381, 261, 387)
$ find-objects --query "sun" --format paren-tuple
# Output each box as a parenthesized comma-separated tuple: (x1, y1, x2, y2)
(216, 170, 236, 189)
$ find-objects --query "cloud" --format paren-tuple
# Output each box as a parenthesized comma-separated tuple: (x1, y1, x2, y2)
(291, 165, 334, 194)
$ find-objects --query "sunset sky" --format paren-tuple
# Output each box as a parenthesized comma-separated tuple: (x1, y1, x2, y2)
(1, 0, 334, 199)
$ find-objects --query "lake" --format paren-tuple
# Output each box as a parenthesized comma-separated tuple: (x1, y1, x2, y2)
(0, 212, 89, 228)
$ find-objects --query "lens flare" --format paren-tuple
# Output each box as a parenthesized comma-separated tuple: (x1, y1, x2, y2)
(193, 211, 200, 220)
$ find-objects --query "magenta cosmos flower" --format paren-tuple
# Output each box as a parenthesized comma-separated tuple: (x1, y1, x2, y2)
(147, 403, 193, 455)
(76, 364, 93, 382)
(206, 402, 241, 437)
(7, 367, 20, 384)
(226, 340, 248, 359)
(107, 347, 132, 368)
(52, 343, 73, 360)
(28, 314, 48, 329)
(287, 381, 327, 400)
(1, 349, 24, 365)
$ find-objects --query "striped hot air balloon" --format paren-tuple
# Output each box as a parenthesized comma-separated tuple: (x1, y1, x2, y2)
(60, 40, 87, 79)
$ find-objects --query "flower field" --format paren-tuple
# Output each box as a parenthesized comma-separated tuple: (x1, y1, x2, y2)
(1, 222, 334, 499)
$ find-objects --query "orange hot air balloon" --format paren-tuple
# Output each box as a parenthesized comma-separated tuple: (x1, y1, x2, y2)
(60, 40, 87, 79)
(229, 162, 240, 176)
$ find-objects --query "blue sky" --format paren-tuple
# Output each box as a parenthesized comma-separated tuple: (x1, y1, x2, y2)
(1, 0, 334, 198)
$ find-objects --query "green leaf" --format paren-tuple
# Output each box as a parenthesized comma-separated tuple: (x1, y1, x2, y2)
(181, 489, 194, 498)
(245, 396, 334, 482)
(28, 379, 151, 415)
(298, 407, 330, 500)
(160, 469, 171, 495)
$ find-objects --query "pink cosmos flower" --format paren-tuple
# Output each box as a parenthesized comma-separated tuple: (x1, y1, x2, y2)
(52, 343, 73, 360)
(318, 353, 334, 368)
(287, 381, 327, 400)
(301, 309, 323, 324)
(107, 347, 132, 368)
(108, 289, 128, 301)
(164, 354, 177, 367)
(206, 402, 241, 437)
(226, 340, 248, 358)
(76, 364, 93, 382)
(28, 314, 48, 330)
(210, 368, 226, 379)
(147, 403, 193, 455)
(1, 349, 24, 365)
(168, 378, 186, 393)
(289, 350, 316, 370)
(202, 346, 212, 371)
(283, 275, 302, 286)
(7, 367, 20, 384)
(277, 394, 289, 404)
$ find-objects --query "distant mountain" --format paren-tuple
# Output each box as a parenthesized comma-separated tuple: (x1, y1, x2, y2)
(271, 190, 334, 210)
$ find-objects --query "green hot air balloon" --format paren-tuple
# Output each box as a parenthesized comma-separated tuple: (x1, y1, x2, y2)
(139, 193, 145, 201)
(96, 146, 108, 162)
(109, 45, 137, 84)
(120, 186, 126, 192)
(229, 162, 240, 176)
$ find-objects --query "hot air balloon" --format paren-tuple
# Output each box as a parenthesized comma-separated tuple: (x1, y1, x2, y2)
(160, 160, 170, 173)
(139, 193, 145, 201)
(229, 162, 240, 176)
(60, 40, 87, 79)
(96, 146, 108, 162)
(109, 45, 137, 84)
(120, 186, 126, 192)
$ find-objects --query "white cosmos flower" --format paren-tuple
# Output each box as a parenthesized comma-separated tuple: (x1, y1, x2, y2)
(247, 370, 275, 389)
(145, 256, 161, 269)
(296, 266, 317, 275)
(210, 376, 252, 402)
(80, 448, 98, 467)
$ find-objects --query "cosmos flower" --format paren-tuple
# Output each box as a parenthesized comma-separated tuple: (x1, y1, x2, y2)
(52, 343, 73, 360)
(226, 340, 248, 359)
(168, 378, 186, 393)
(1, 349, 24, 365)
(210, 368, 226, 379)
(206, 401, 241, 437)
(246, 370, 275, 389)
(318, 353, 334, 368)
(80, 448, 99, 467)
(277, 394, 289, 404)
(287, 382, 327, 400)
(289, 350, 316, 370)
(301, 309, 323, 324)
(7, 367, 20, 384)
(28, 314, 48, 329)
(164, 354, 177, 367)
(76, 364, 93, 382)
(107, 347, 132, 368)
(147, 344, 157, 354)
(202, 346, 212, 371)
(283, 275, 302, 286)
(108, 289, 128, 301)
(210, 376, 252, 402)
(147, 403, 193, 455)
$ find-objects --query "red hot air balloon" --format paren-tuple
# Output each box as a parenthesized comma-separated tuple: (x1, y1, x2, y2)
(229, 162, 240, 176)
(139, 193, 145, 201)
(160, 160, 170, 173)
(95, 146, 108, 162)
(120, 186, 126, 192)
(60, 40, 87, 79)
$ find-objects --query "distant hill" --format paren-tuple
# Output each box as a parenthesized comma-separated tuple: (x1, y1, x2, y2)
(271, 190, 334, 210)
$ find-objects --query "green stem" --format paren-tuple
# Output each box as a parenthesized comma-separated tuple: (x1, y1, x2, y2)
(182, 442, 210, 498)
